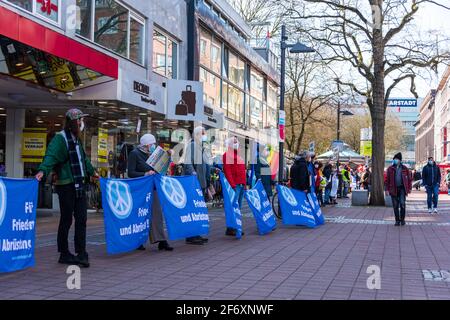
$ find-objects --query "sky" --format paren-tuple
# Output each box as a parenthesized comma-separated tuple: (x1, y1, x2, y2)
(392, 2, 450, 98)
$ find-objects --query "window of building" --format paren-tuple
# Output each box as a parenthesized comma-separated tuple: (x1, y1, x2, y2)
(152, 28, 178, 79)
(250, 69, 265, 101)
(228, 85, 244, 122)
(75, 0, 145, 64)
(229, 52, 245, 89)
(250, 96, 263, 129)
(200, 67, 221, 110)
(130, 16, 145, 65)
(7, 0, 60, 23)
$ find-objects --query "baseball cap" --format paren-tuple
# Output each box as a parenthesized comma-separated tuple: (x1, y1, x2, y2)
(66, 108, 89, 120)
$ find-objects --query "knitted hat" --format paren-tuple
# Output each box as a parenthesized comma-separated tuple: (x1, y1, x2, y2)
(393, 152, 402, 161)
(65, 108, 88, 120)
(140, 133, 156, 146)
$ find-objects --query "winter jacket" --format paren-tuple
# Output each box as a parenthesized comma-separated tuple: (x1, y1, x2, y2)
(422, 163, 441, 187)
(38, 131, 94, 185)
(127, 148, 154, 178)
(222, 149, 246, 189)
(290, 157, 310, 192)
(385, 164, 412, 197)
(255, 157, 273, 197)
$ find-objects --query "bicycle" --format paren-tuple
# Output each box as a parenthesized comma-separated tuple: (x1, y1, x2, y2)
(271, 179, 290, 220)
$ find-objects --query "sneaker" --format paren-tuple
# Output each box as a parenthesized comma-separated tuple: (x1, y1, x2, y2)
(434, 208, 438, 214)
(77, 252, 90, 268)
(158, 241, 174, 251)
(428, 209, 432, 214)
(395, 221, 400, 226)
(401, 221, 406, 226)
(58, 252, 78, 265)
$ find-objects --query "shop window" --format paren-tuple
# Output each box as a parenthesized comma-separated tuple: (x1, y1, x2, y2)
(153, 28, 178, 79)
(94, 1, 128, 57)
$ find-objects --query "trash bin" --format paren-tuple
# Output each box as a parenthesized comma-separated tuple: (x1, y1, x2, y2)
(351, 189, 369, 206)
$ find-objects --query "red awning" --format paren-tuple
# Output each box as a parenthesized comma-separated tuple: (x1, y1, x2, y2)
(0, 6, 118, 79)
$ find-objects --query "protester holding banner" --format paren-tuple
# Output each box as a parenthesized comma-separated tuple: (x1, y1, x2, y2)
(36, 108, 95, 268)
(290, 151, 310, 193)
(182, 126, 210, 245)
(127, 133, 173, 251)
(223, 137, 246, 236)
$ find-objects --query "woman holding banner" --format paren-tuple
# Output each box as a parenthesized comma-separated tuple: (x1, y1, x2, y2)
(127, 133, 173, 251)
(223, 136, 247, 237)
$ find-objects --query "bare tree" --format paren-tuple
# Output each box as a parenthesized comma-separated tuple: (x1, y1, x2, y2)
(281, 0, 450, 205)
(285, 55, 336, 155)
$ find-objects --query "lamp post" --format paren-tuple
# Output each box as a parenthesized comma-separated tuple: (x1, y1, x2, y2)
(278, 24, 315, 184)
(335, 102, 353, 168)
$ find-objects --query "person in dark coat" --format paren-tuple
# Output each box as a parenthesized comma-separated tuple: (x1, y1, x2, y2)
(127, 133, 173, 251)
(255, 144, 273, 197)
(421, 157, 441, 213)
(322, 163, 332, 205)
(385, 152, 412, 226)
(290, 151, 310, 193)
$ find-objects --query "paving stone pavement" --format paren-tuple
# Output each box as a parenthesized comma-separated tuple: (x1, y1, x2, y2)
(1, 190, 450, 300)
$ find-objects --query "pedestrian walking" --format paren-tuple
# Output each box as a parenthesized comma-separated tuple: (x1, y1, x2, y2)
(290, 151, 310, 193)
(183, 126, 211, 245)
(127, 133, 173, 251)
(35, 108, 96, 267)
(385, 152, 412, 226)
(223, 136, 246, 236)
(422, 157, 441, 214)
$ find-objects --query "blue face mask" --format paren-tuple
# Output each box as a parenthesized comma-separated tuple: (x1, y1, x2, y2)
(428, 160, 433, 165)
(393, 159, 400, 165)
(149, 144, 157, 153)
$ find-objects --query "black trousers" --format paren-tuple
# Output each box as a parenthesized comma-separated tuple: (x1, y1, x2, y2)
(56, 184, 87, 254)
(391, 187, 406, 223)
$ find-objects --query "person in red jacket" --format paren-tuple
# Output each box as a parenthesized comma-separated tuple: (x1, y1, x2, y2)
(223, 136, 246, 236)
(385, 152, 412, 226)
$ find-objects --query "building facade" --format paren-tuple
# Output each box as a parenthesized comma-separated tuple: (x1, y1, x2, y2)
(433, 66, 450, 164)
(0, 0, 279, 208)
(414, 90, 436, 167)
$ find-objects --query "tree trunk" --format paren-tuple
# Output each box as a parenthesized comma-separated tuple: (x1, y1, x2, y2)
(370, 23, 386, 206)
(295, 123, 306, 154)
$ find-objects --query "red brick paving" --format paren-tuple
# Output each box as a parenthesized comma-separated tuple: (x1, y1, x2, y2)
(1, 190, 450, 300)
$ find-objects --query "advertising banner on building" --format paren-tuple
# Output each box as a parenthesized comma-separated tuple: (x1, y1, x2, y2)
(100, 176, 154, 255)
(21, 128, 47, 163)
(0, 178, 38, 273)
(276, 185, 317, 228)
(155, 175, 210, 240)
(244, 180, 276, 235)
(219, 172, 242, 239)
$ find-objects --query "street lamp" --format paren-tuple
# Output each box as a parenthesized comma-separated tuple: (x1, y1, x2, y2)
(336, 101, 354, 168)
(278, 24, 315, 183)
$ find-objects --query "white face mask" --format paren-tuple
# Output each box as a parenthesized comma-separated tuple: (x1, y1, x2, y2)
(80, 120, 85, 132)
(202, 135, 208, 142)
(233, 143, 239, 150)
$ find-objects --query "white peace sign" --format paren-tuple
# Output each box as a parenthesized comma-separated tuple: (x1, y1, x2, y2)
(246, 189, 261, 211)
(280, 186, 298, 206)
(161, 176, 187, 209)
(0, 180, 6, 226)
(106, 180, 133, 219)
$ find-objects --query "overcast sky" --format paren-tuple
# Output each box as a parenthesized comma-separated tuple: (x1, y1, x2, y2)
(392, 3, 450, 98)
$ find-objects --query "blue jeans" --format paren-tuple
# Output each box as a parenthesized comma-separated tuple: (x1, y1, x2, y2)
(391, 187, 406, 222)
(425, 185, 439, 209)
(234, 184, 245, 209)
(324, 188, 331, 203)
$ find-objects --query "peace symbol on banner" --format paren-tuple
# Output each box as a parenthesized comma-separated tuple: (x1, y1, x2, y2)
(280, 186, 298, 206)
(0, 180, 6, 226)
(246, 189, 261, 211)
(161, 176, 187, 209)
(106, 180, 133, 219)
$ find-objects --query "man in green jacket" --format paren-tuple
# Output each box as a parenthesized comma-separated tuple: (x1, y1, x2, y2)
(36, 109, 96, 267)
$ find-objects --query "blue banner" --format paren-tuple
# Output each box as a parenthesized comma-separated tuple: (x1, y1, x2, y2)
(0, 178, 38, 273)
(276, 185, 317, 228)
(100, 175, 154, 255)
(307, 192, 325, 225)
(155, 175, 209, 240)
(245, 180, 276, 235)
(219, 172, 242, 239)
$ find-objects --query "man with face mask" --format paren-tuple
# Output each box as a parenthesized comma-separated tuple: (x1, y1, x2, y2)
(386, 152, 412, 226)
(421, 157, 441, 214)
(36, 108, 96, 267)
(183, 126, 210, 245)
(127, 133, 173, 251)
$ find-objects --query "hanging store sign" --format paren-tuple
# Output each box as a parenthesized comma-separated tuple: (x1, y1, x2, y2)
(21, 128, 47, 163)
(166, 80, 204, 122)
(119, 76, 164, 114)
